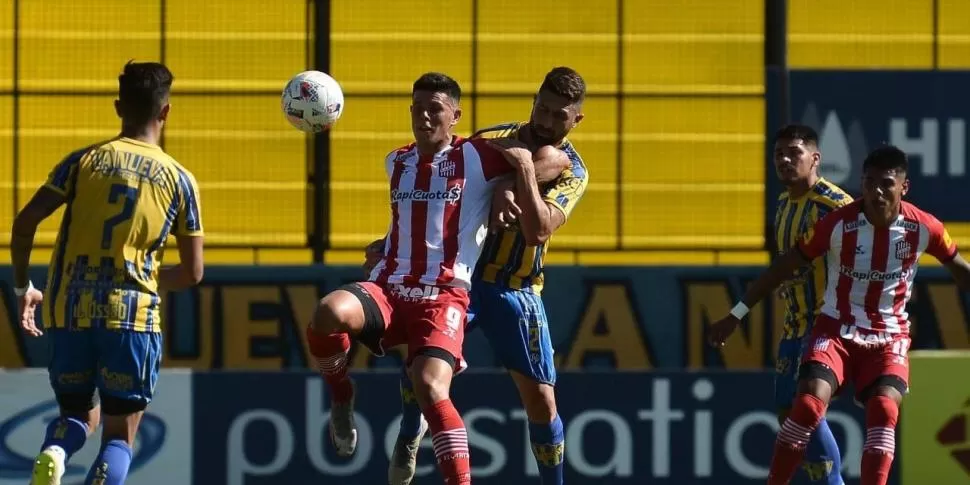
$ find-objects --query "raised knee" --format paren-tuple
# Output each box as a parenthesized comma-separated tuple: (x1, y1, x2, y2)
(310, 291, 360, 334)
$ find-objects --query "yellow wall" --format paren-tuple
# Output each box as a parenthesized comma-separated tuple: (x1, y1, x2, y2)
(330, 0, 767, 254)
(6, 1, 959, 264)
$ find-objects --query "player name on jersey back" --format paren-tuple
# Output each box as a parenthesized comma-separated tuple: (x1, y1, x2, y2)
(46, 137, 203, 333)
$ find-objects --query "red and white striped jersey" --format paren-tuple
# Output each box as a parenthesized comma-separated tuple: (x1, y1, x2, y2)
(798, 200, 958, 335)
(368, 136, 512, 290)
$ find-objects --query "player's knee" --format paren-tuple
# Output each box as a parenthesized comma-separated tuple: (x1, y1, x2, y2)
(409, 354, 455, 408)
(797, 363, 838, 402)
(521, 384, 557, 423)
(310, 290, 364, 335)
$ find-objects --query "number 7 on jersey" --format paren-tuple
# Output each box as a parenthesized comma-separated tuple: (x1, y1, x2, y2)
(102, 183, 139, 249)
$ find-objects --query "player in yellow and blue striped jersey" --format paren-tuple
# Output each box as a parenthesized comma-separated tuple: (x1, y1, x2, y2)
(771, 124, 852, 484)
(388, 67, 588, 485)
(11, 61, 204, 485)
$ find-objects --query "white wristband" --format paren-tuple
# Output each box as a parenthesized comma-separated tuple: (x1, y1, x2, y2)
(14, 281, 34, 297)
(729, 302, 749, 320)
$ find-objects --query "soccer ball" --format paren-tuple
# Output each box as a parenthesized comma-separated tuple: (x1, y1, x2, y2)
(281, 70, 344, 133)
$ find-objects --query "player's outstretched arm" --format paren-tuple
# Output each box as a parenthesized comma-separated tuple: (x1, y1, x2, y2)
(708, 248, 811, 347)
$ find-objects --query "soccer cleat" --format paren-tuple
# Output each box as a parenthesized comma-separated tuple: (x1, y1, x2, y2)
(388, 415, 429, 485)
(31, 446, 66, 485)
(329, 379, 358, 457)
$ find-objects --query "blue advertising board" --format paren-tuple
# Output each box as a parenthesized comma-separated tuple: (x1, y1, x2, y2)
(767, 70, 970, 223)
(190, 371, 886, 485)
(1, 265, 967, 372)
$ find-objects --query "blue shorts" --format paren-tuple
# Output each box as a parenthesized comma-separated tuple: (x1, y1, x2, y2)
(774, 336, 808, 410)
(467, 281, 556, 385)
(47, 328, 162, 405)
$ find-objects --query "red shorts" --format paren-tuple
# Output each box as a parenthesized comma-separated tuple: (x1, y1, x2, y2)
(349, 281, 469, 370)
(801, 315, 911, 402)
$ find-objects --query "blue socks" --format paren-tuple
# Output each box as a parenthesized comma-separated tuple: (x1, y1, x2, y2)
(398, 369, 424, 440)
(802, 416, 843, 484)
(41, 417, 88, 460)
(85, 440, 132, 485)
(529, 414, 565, 485)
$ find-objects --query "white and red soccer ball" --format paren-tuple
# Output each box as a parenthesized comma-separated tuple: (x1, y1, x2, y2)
(281, 70, 344, 133)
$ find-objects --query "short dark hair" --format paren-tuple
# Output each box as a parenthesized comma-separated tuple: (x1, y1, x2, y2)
(412, 72, 461, 103)
(863, 145, 908, 174)
(773, 124, 819, 148)
(117, 60, 173, 125)
(539, 66, 586, 104)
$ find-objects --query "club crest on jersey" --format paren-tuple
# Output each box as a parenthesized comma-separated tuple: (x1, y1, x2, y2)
(895, 240, 912, 260)
(438, 160, 456, 178)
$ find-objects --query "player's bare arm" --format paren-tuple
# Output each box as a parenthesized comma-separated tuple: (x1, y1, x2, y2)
(158, 235, 204, 291)
(488, 146, 566, 232)
(942, 252, 970, 290)
(708, 248, 812, 347)
(362, 236, 385, 275)
(10, 186, 66, 337)
(489, 140, 568, 244)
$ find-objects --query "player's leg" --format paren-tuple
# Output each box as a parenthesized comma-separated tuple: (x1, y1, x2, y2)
(388, 365, 428, 485)
(406, 290, 472, 485)
(84, 328, 163, 485)
(767, 334, 847, 485)
(854, 338, 910, 485)
(775, 337, 843, 484)
(492, 288, 563, 485)
(389, 292, 481, 485)
(306, 282, 390, 457)
(34, 329, 100, 485)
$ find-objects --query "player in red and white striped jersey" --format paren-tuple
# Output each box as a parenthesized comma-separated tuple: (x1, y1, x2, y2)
(709, 145, 970, 485)
(305, 72, 568, 485)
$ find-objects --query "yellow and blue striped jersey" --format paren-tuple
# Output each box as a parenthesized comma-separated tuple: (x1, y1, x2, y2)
(775, 178, 851, 338)
(44, 137, 203, 333)
(471, 122, 589, 294)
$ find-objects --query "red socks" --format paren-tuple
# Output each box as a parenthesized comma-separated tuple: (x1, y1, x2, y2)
(424, 399, 471, 485)
(306, 325, 353, 403)
(767, 393, 827, 485)
(861, 395, 898, 485)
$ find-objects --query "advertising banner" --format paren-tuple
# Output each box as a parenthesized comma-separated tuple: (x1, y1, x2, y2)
(901, 350, 970, 485)
(192, 371, 879, 485)
(1, 266, 967, 372)
(0, 369, 192, 485)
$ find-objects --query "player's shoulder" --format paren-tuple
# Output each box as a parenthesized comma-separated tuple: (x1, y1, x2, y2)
(559, 140, 588, 180)
(471, 121, 525, 140)
(819, 199, 863, 224)
(385, 142, 417, 163)
(808, 178, 853, 209)
(900, 201, 944, 228)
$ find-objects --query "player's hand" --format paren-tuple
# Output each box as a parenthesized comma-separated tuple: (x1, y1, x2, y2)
(362, 238, 385, 276)
(18, 288, 44, 337)
(488, 139, 534, 167)
(490, 187, 521, 231)
(707, 315, 740, 348)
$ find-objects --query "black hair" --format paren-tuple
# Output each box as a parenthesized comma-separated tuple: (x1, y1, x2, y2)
(117, 60, 173, 126)
(773, 124, 819, 148)
(539, 66, 586, 104)
(863, 145, 909, 174)
(412, 72, 461, 103)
